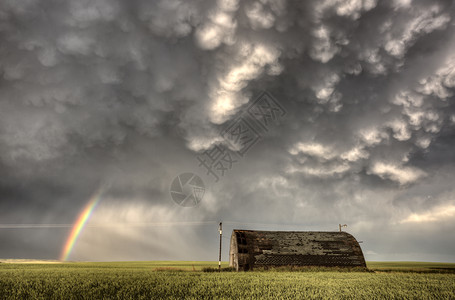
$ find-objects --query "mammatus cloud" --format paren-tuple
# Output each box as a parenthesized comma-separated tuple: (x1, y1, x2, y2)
(0, 0, 455, 262)
(208, 42, 282, 124)
(369, 162, 426, 185)
(195, 0, 239, 50)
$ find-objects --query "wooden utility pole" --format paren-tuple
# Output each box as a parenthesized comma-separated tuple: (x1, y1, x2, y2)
(218, 222, 222, 271)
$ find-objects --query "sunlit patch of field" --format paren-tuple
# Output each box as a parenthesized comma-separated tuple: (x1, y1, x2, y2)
(0, 259, 62, 264)
(367, 261, 455, 273)
(1, 261, 454, 299)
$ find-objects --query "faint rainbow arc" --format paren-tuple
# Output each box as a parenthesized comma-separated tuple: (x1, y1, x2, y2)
(60, 187, 104, 261)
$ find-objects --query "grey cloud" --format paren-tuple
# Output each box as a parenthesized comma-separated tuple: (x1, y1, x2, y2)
(1, 0, 455, 262)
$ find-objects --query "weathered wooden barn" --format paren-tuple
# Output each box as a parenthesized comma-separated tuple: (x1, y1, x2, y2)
(229, 230, 366, 271)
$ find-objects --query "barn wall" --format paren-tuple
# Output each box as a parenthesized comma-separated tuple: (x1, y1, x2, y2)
(229, 231, 238, 271)
(230, 230, 366, 271)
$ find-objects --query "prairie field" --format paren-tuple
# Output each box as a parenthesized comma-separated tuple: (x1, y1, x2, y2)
(0, 261, 454, 299)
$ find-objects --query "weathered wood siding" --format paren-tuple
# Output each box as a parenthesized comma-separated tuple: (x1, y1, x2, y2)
(229, 230, 366, 271)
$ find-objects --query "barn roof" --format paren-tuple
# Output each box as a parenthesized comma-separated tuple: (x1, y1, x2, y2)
(229, 230, 366, 270)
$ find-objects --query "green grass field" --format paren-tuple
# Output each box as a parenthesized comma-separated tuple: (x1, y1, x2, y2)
(1, 261, 454, 299)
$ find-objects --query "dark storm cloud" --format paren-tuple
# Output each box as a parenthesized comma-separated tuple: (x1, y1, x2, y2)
(1, 0, 455, 261)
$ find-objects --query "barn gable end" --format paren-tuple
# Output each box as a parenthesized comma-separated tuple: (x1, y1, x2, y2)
(229, 230, 366, 271)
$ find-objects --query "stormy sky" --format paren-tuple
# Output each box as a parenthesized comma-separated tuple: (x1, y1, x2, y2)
(1, 0, 455, 262)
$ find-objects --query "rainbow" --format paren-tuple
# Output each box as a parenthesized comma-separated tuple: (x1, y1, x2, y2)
(60, 187, 104, 261)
